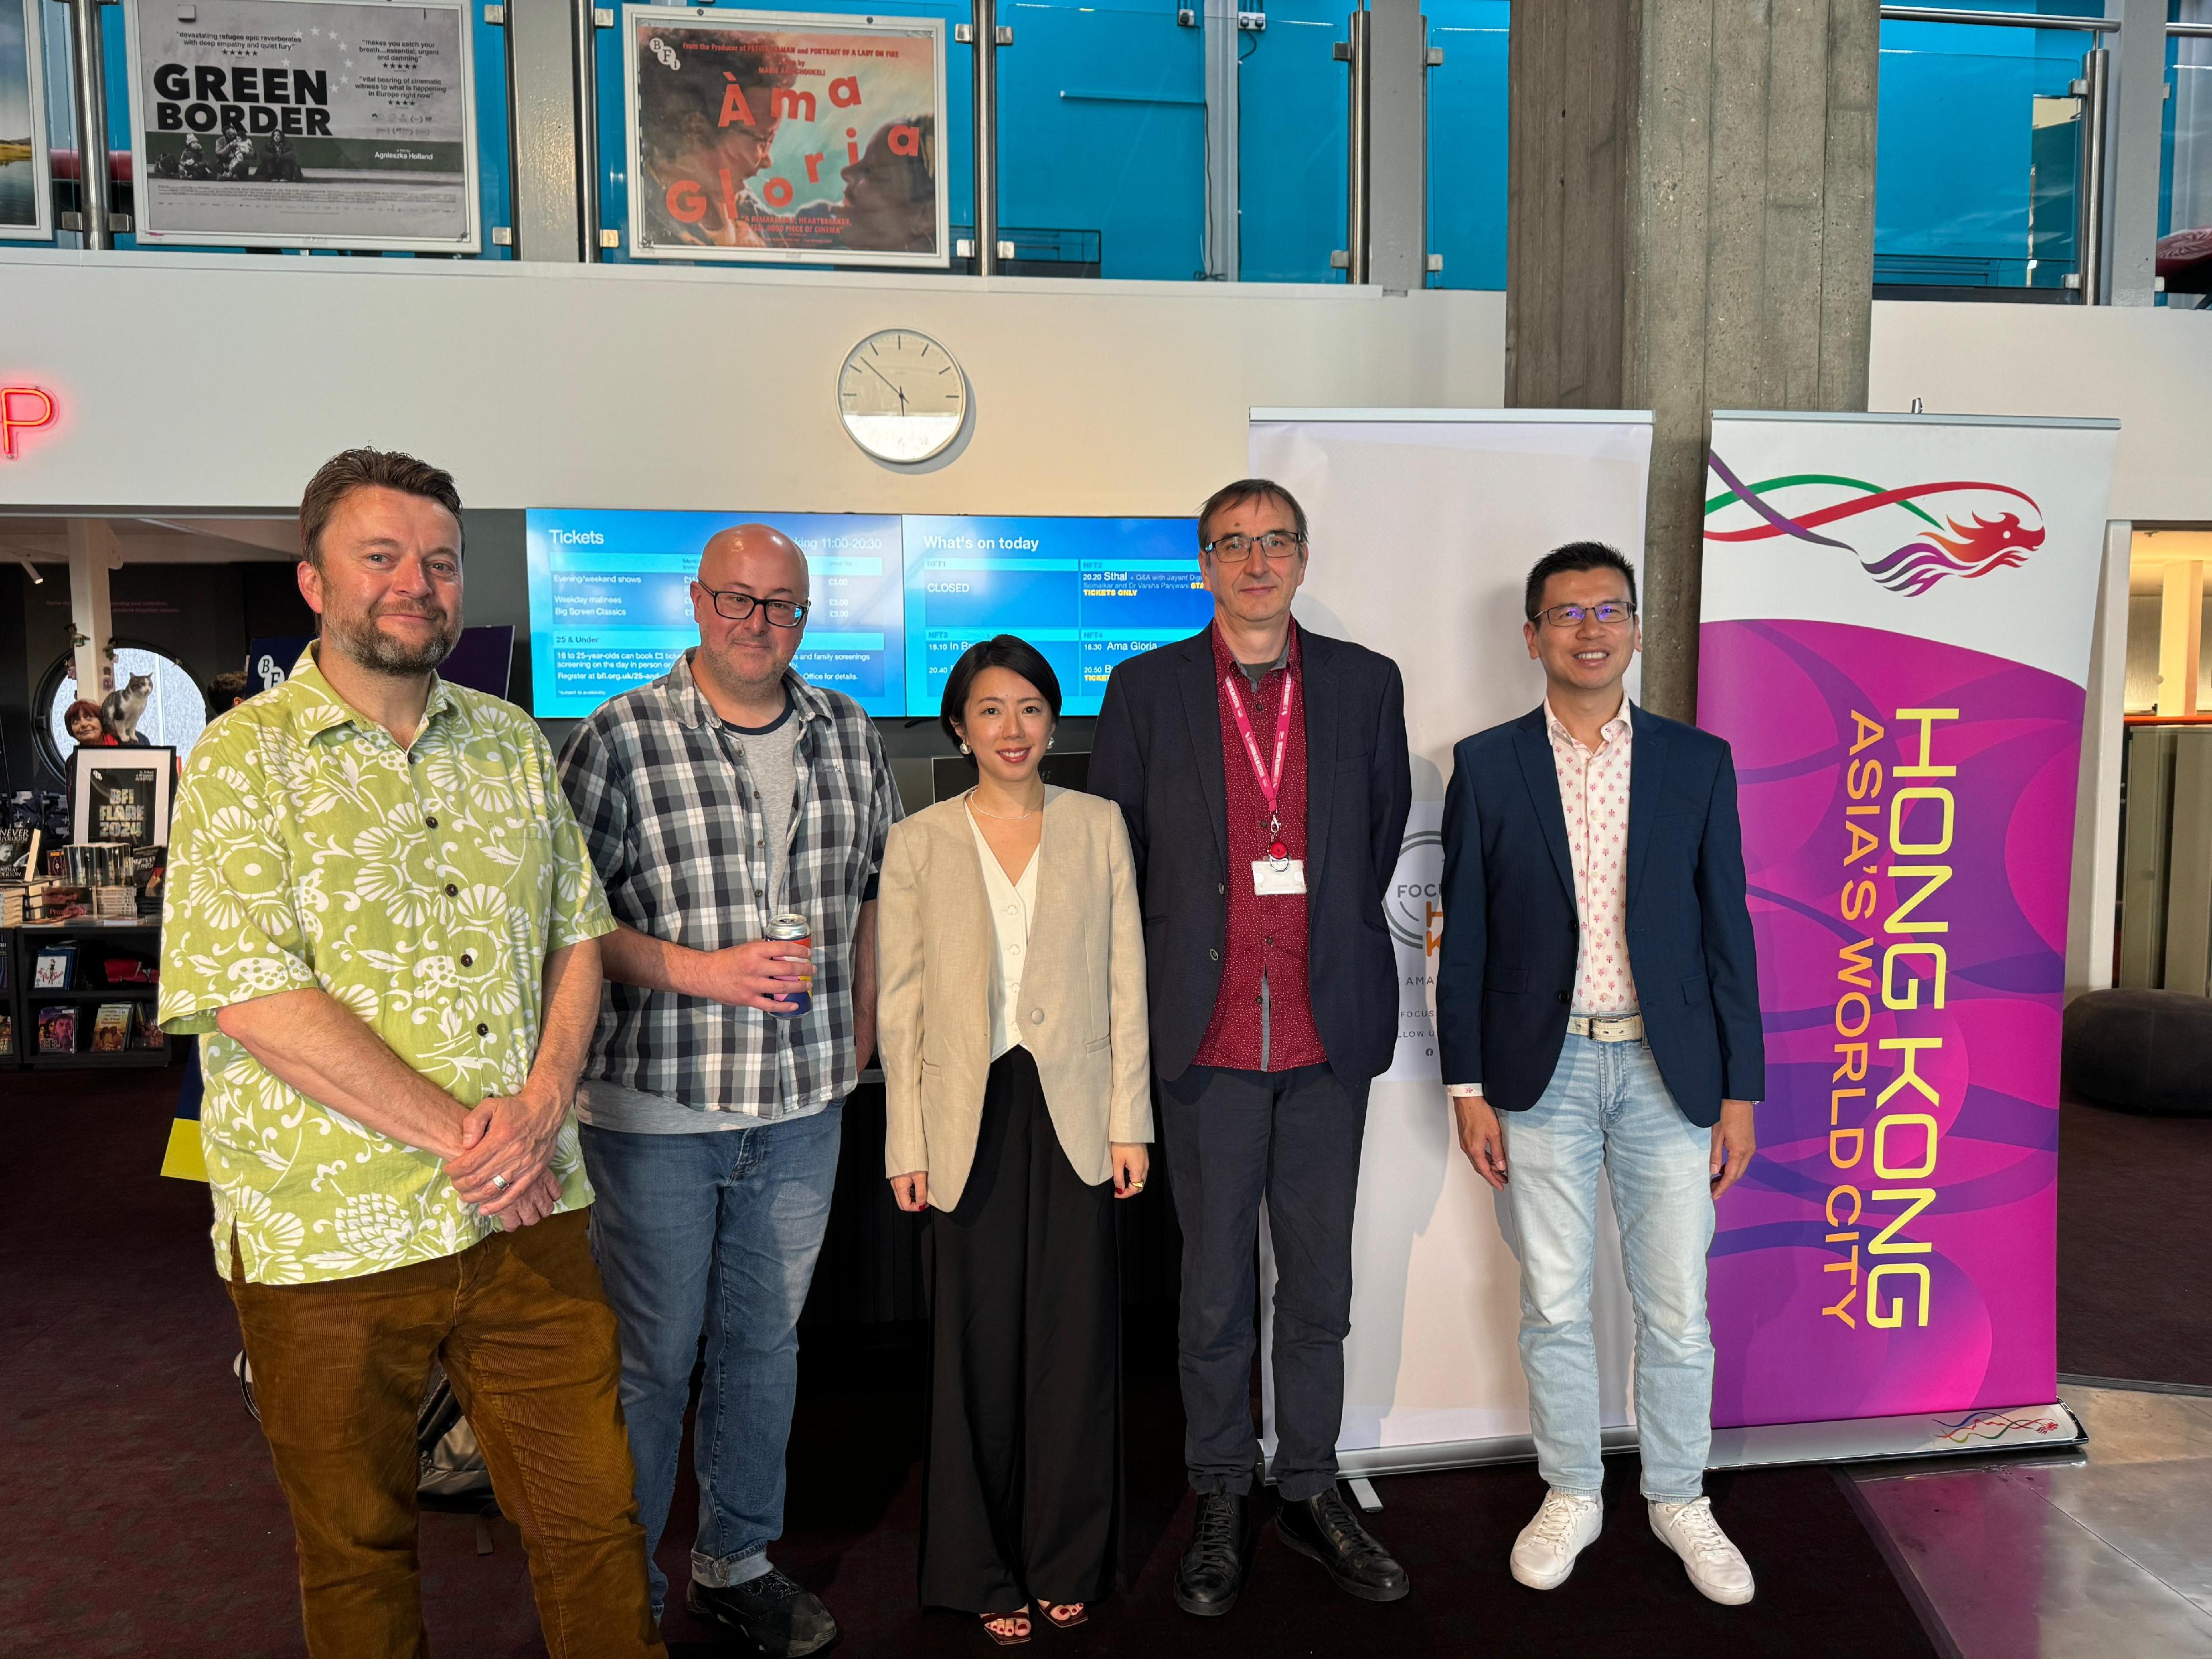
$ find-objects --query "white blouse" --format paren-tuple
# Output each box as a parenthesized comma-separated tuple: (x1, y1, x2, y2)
(966, 798, 1041, 1062)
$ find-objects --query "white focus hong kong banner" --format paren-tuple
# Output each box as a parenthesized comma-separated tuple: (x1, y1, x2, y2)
(1248, 409, 1654, 1472)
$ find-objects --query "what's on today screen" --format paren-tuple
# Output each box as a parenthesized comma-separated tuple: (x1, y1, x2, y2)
(525, 510, 1212, 720)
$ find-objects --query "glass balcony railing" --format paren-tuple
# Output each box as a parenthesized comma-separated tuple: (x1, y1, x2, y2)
(1875, 8, 2108, 294)
(1426, 0, 1507, 291)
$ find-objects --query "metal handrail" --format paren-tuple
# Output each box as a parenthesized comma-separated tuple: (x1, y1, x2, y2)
(2077, 46, 2109, 304)
(64, 0, 113, 248)
(1880, 6, 2118, 30)
(575, 0, 601, 261)
(1340, 9, 1370, 284)
(2169, 22, 2212, 36)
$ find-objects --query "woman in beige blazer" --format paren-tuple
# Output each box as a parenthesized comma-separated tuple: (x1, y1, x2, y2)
(877, 634, 1152, 1646)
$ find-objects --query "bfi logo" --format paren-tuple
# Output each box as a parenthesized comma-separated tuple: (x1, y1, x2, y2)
(2, 385, 58, 460)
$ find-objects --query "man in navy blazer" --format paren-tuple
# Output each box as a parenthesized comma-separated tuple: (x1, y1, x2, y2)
(1436, 541, 1764, 1607)
(1091, 478, 1412, 1620)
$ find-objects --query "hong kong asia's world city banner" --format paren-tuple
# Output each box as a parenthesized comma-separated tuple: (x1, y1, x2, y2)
(1697, 410, 2118, 1430)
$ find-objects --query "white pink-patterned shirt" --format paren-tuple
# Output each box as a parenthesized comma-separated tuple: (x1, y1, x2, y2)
(1546, 696, 1638, 1016)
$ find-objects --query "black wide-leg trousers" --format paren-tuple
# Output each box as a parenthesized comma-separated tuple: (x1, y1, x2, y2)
(1159, 1061, 1369, 1503)
(920, 1047, 1121, 1614)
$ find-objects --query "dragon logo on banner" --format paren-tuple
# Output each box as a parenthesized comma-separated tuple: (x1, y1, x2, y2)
(1704, 452, 2046, 597)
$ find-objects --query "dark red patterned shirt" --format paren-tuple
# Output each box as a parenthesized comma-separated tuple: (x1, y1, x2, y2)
(1192, 622, 1327, 1072)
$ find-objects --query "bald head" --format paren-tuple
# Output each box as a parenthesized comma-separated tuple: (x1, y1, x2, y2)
(699, 523, 809, 597)
(690, 523, 811, 714)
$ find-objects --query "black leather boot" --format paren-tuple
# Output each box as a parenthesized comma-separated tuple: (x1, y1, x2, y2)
(1274, 1485, 1411, 1602)
(1174, 1490, 1254, 1617)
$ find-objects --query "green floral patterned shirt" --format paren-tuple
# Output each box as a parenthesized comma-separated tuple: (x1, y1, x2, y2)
(159, 648, 615, 1285)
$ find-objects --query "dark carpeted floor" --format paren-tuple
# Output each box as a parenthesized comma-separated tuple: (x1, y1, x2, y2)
(4, 1067, 1944, 1658)
(2055, 1094, 2212, 1388)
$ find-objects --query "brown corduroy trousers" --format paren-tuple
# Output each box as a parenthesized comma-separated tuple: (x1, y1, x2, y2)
(227, 1208, 665, 1659)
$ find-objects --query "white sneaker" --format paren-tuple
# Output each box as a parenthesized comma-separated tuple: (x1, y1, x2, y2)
(1649, 1496, 1756, 1605)
(1509, 1489, 1604, 1590)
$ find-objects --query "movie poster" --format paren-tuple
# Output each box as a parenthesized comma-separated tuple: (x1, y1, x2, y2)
(624, 7, 947, 268)
(123, 0, 479, 251)
(0, 0, 51, 241)
(71, 749, 174, 848)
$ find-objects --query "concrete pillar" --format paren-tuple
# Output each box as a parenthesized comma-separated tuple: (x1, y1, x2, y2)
(1365, 0, 1430, 290)
(1506, 0, 1879, 718)
(2106, 0, 2166, 307)
(2158, 558, 2205, 718)
(507, 0, 586, 261)
(65, 518, 119, 703)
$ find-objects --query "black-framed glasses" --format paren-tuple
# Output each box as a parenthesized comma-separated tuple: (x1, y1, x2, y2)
(1202, 530, 1306, 562)
(1532, 599, 1636, 629)
(700, 586, 809, 627)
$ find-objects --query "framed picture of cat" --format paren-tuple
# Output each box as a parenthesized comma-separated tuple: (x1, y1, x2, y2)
(70, 747, 175, 848)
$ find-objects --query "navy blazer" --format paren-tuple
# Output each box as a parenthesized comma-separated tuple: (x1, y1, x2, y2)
(1434, 703, 1764, 1126)
(1089, 624, 1413, 1087)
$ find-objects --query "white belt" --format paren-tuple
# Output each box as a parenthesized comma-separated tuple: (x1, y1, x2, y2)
(1567, 1013, 1644, 1043)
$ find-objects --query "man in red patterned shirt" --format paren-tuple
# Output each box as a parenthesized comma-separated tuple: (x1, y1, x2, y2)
(1091, 479, 1412, 1620)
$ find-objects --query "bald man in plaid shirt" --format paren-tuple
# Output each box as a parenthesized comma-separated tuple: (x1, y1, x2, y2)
(557, 524, 900, 1656)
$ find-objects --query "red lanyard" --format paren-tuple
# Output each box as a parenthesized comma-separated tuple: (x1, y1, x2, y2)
(1223, 667, 1294, 863)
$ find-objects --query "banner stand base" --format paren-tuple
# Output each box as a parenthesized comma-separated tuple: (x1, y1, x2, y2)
(1293, 1401, 2083, 1485)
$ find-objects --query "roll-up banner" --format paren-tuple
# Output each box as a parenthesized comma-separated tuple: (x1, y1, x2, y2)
(1249, 409, 1656, 1473)
(1698, 411, 2118, 1433)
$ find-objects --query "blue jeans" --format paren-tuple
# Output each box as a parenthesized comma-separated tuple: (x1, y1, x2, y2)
(1504, 1035, 1715, 1502)
(579, 1107, 843, 1615)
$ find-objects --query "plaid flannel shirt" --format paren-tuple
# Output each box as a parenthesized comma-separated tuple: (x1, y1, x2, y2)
(556, 651, 902, 1120)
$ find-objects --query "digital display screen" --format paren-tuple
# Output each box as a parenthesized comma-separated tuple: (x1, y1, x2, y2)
(526, 510, 905, 719)
(525, 510, 1206, 719)
(901, 516, 1212, 717)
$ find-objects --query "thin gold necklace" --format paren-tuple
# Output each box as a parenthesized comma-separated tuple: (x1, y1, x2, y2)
(967, 788, 1044, 821)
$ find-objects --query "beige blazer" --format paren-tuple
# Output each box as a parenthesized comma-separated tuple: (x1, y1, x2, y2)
(877, 786, 1152, 1211)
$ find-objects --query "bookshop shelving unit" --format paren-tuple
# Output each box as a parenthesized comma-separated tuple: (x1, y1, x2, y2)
(8, 922, 171, 1070)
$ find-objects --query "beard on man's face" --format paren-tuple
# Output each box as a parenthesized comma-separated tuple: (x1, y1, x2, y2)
(325, 597, 460, 676)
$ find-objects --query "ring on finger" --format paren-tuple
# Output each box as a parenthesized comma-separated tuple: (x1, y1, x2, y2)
(490, 1172, 508, 1191)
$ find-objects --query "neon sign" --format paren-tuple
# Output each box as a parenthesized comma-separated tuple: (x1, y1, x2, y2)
(2, 385, 58, 460)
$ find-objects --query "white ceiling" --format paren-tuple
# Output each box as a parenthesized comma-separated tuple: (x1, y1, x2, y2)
(0, 515, 299, 566)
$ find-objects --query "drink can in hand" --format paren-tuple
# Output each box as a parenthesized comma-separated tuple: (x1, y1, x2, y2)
(766, 911, 812, 1018)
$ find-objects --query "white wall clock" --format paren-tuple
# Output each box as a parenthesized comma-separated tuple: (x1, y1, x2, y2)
(837, 329, 968, 464)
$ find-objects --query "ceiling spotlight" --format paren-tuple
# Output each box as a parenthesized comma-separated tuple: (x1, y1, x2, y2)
(13, 554, 43, 585)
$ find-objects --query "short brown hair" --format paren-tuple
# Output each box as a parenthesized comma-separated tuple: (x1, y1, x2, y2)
(299, 447, 463, 568)
(1197, 477, 1307, 551)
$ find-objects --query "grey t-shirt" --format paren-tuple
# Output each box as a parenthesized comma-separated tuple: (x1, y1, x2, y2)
(575, 695, 818, 1136)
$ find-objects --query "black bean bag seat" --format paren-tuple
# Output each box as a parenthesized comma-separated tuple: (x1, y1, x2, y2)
(2064, 989, 2212, 1117)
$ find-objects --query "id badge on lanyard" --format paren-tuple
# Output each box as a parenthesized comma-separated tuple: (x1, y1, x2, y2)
(1224, 669, 1306, 896)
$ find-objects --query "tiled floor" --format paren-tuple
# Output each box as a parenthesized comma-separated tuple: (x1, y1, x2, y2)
(1853, 1384, 2212, 1658)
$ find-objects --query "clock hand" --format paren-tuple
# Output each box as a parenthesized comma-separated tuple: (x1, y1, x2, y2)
(862, 357, 905, 410)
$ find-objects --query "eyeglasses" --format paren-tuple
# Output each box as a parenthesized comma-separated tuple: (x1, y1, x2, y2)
(1532, 599, 1636, 629)
(700, 586, 809, 627)
(1202, 530, 1306, 562)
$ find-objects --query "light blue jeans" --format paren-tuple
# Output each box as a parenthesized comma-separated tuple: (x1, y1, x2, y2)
(1504, 1035, 1715, 1502)
(579, 1107, 843, 1616)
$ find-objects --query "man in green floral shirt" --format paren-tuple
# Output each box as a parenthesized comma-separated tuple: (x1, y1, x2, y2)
(160, 448, 664, 1659)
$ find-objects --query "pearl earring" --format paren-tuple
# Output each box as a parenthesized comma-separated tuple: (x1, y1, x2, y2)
(959, 743, 970, 754)
(1047, 738, 1055, 749)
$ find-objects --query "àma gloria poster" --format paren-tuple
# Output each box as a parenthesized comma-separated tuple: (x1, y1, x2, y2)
(123, 0, 479, 252)
(624, 7, 947, 268)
